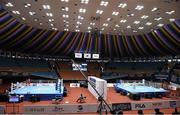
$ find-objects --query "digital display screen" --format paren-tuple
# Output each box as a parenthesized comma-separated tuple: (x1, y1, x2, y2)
(72, 63, 87, 71)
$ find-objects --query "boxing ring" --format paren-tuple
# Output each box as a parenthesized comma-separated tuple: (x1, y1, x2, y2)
(114, 80, 167, 100)
(9, 79, 64, 101)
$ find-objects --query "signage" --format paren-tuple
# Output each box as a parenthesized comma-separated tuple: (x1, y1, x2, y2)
(112, 103, 131, 111)
(75, 53, 82, 58)
(92, 54, 99, 59)
(84, 53, 91, 59)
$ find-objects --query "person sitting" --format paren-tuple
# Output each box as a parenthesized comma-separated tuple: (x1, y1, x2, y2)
(76, 93, 86, 103)
(172, 108, 179, 115)
(154, 108, 164, 115)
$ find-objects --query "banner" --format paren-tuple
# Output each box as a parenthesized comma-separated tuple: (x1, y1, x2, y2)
(112, 103, 131, 111)
(23, 104, 99, 114)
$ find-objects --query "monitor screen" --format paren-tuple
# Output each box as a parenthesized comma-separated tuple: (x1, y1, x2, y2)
(72, 63, 87, 71)
(9, 96, 19, 103)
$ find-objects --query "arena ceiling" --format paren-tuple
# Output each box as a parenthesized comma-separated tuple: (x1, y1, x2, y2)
(1, 0, 180, 35)
(0, 0, 180, 59)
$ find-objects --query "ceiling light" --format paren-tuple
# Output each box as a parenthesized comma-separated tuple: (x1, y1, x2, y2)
(120, 19, 127, 23)
(46, 13, 53, 17)
(115, 24, 120, 27)
(79, 8, 86, 13)
(138, 27, 144, 30)
(135, 5, 144, 10)
(166, 10, 175, 14)
(43, 5, 51, 9)
(169, 18, 175, 22)
(103, 23, 108, 27)
(90, 23, 95, 26)
(88, 27, 92, 29)
(12, 10, 20, 15)
(66, 24, 69, 27)
(157, 23, 164, 27)
(64, 28, 69, 31)
(76, 26, 79, 28)
(77, 21, 82, 25)
(75, 29, 80, 32)
(5, 2, 13, 7)
(34, 18, 38, 21)
(127, 25, 131, 29)
(118, 3, 127, 8)
(134, 20, 140, 24)
(62, 7, 69, 11)
(78, 16, 84, 20)
(52, 28, 58, 30)
(101, 28, 104, 31)
(21, 17, 26, 20)
(39, 23, 43, 25)
(24, 3, 31, 8)
(62, 14, 69, 18)
(141, 15, 149, 19)
(61, 0, 69, 2)
(114, 28, 116, 31)
(96, 10, 103, 14)
(127, 13, 134, 17)
(145, 22, 152, 26)
(81, 0, 89, 4)
(107, 18, 112, 21)
(100, 1, 108, 6)
(49, 19, 55, 22)
(112, 11, 119, 16)
(133, 30, 137, 33)
(154, 17, 162, 21)
(29, 11, 36, 15)
(50, 24, 54, 26)
(151, 7, 158, 12)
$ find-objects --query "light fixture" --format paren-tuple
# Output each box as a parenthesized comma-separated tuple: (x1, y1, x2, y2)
(141, 15, 149, 19)
(5, 2, 13, 7)
(103, 23, 108, 27)
(166, 10, 175, 14)
(79, 8, 86, 13)
(118, 3, 127, 8)
(46, 13, 53, 17)
(96, 10, 103, 14)
(100, 1, 108, 6)
(62, 7, 69, 11)
(169, 18, 175, 22)
(120, 19, 127, 23)
(112, 11, 119, 16)
(62, 14, 69, 18)
(151, 7, 158, 12)
(154, 17, 162, 21)
(134, 20, 140, 24)
(145, 22, 152, 26)
(78, 16, 84, 20)
(127, 25, 131, 29)
(81, 0, 89, 4)
(138, 27, 144, 30)
(43, 5, 51, 9)
(135, 5, 144, 10)
(61, 0, 69, 2)
(49, 19, 55, 22)
(12, 10, 20, 15)
(24, 3, 31, 8)
(29, 11, 36, 15)
(21, 17, 26, 20)
(157, 23, 164, 27)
